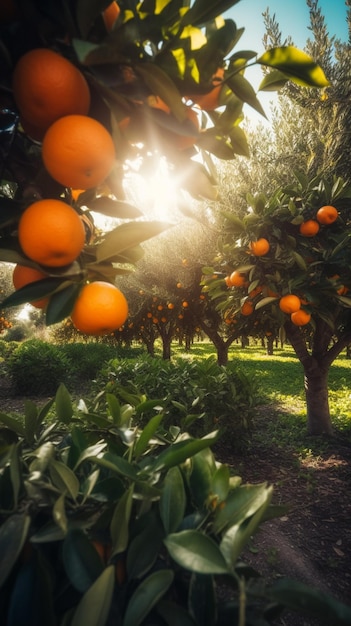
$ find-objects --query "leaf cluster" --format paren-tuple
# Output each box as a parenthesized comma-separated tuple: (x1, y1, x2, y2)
(204, 172, 351, 336)
(1, 383, 350, 625)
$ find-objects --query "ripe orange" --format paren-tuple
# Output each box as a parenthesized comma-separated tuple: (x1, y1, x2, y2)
(299, 220, 320, 237)
(102, 1, 120, 32)
(71, 281, 128, 335)
(12, 264, 48, 308)
(228, 270, 246, 287)
(316, 205, 338, 225)
(291, 309, 311, 326)
(167, 303, 174, 309)
(190, 68, 225, 111)
(12, 48, 90, 141)
(182, 301, 189, 308)
(18, 199, 85, 267)
(42, 115, 116, 189)
(241, 300, 254, 316)
(249, 238, 270, 256)
(279, 294, 301, 314)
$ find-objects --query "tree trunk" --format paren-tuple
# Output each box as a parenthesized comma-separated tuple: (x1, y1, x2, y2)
(266, 336, 274, 355)
(162, 336, 172, 360)
(285, 320, 334, 436)
(303, 365, 333, 436)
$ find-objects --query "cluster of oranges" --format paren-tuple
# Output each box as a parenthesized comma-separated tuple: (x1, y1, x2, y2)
(299, 205, 338, 237)
(10, 43, 129, 335)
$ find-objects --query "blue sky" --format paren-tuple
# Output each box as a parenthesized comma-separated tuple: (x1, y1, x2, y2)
(222, 0, 348, 122)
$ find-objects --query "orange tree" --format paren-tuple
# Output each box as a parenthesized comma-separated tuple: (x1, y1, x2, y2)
(203, 172, 351, 436)
(0, 0, 329, 332)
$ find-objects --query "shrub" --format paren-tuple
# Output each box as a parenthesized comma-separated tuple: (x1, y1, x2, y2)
(58, 342, 117, 385)
(0, 385, 349, 626)
(7, 339, 70, 395)
(96, 355, 259, 444)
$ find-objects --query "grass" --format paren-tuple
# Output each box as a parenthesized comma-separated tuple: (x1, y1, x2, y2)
(172, 340, 351, 452)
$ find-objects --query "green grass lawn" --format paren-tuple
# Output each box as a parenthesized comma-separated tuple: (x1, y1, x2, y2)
(172, 340, 351, 450)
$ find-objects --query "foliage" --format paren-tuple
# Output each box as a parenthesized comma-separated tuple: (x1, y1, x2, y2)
(1, 384, 351, 625)
(7, 339, 71, 395)
(1, 0, 329, 327)
(95, 354, 258, 443)
(262, 2, 351, 182)
(203, 172, 351, 434)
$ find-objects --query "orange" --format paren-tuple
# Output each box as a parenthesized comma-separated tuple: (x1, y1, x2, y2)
(102, 1, 120, 32)
(279, 294, 301, 314)
(241, 300, 254, 316)
(228, 270, 246, 287)
(182, 301, 189, 308)
(71, 281, 128, 335)
(12, 48, 90, 141)
(42, 115, 116, 189)
(18, 199, 85, 267)
(291, 309, 311, 326)
(190, 68, 225, 111)
(316, 205, 338, 225)
(249, 238, 270, 256)
(299, 220, 320, 237)
(167, 303, 174, 309)
(12, 264, 48, 308)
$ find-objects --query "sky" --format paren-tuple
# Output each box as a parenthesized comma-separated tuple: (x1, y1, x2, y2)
(222, 0, 349, 122)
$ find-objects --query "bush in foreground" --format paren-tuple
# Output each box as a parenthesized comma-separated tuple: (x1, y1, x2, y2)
(0, 384, 350, 626)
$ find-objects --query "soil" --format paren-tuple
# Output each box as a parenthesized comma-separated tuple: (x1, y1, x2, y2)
(216, 403, 351, 626)
(1, 389, 350, 626)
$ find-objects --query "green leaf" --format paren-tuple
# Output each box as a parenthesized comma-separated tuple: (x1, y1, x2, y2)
(159, 466, 186, 534)
(258, 69, 290, 91)
(0, 413, 26, 437)
(49, 460, 80, 500)
(213, 483, 272, 534)
(134, 62, 186, 122)
(110, 485, 134, 555)
(9, 444, 22, 510)
(189, 573, 216, 626)
(0, 277, 64, 309)
(45, 283, 82, 326)
(63, 528, 105, 594)
(164, 530, 229, 574)
(106, 393, 121, 425)
(229, 125, 250, 157)
(152, 431, 219, 471)
(122, 569, 174, 626)
(55, 383, 73, 424)
(268, 579, 351, 624)
(96, 221, 171, 263)
(134, 412, 164, 458)
(188, 450, 213, 507)
(226, 73, 266, 117)
(126, 513, 164, 579)
(157, 600, 196, 626)
(182, 0, 241, 28)
(53, 492, 68, 534)
(0, 514, 31, 587)
(73, 441, 108, 470)
(23, 400, 38, 445)
(212, 464, 230, 502)
(219, 487, 273, 568)
(88, 197, 142, 218)
(71, 565, 115, 626)
(257, 46, 330, 88)
(96, 452, 139, 480)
